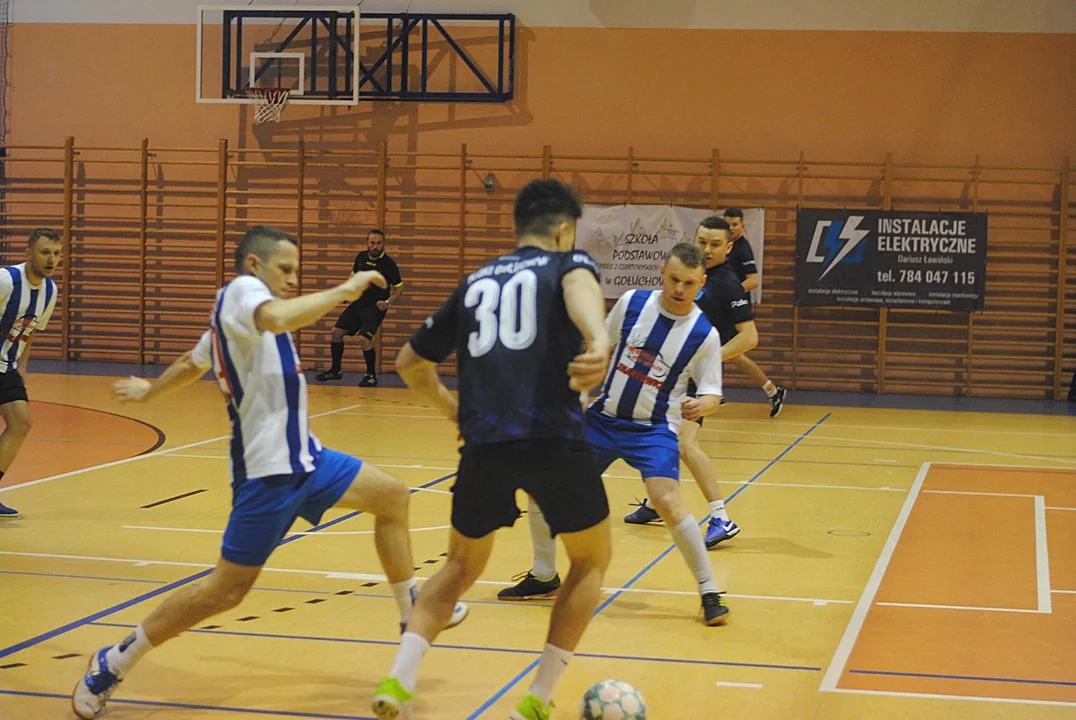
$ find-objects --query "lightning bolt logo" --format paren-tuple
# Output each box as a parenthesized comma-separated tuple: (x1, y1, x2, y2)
(819, 215, 868, 279)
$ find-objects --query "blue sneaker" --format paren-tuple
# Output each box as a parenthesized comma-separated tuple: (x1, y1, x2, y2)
(704, 517, 740, 549)
(71, 647, 121, 719)
(624, 498, 661, 525)
(0, 501, 18, 518)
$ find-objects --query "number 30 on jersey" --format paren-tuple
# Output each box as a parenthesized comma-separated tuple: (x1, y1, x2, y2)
(465, 270, 538, 357)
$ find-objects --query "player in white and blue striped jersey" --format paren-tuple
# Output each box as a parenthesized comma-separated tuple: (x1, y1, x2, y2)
(72, 226, 467, 720)
(504, 243, 730, 626)
(0, 228, 62, 519)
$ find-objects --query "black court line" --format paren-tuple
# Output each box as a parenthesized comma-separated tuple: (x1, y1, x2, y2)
(140, 488, 209, 509)
(0, 471, 457, 660)
(37, 400, 167, 455)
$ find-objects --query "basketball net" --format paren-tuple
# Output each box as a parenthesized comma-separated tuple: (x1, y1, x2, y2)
(246, 87, 290, 124)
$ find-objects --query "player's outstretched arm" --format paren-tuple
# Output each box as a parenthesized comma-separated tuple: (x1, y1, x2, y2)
(255, 271, 387, 335)
(562, 268, 611, 392)
(721, 320, 759, 362)
(396, 342, 458, 423)
(113, 350, 208, 404)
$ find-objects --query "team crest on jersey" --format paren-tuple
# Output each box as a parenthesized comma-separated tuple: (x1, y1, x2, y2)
(624, 328, 670, 380)
(5, 316, 37, 343)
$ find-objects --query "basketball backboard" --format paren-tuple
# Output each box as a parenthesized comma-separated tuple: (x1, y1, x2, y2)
(196, 5, 360, 106)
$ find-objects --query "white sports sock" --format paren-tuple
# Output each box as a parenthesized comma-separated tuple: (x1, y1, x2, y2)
(529, 499, 558, 582)
(105, 624, 153, 678)
(389, 632, 430, 693)
(708, 500, 730, 522)
(763, 380, 777, 398)
(529, 643, 573, 705)
(391, 578, 419, 623)
(668, 514, 720, 595)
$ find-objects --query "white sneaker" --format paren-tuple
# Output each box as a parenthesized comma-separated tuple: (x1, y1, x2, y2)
(71, 647, 121, 719)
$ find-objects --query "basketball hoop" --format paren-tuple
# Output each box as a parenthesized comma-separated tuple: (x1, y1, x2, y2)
(246, 87, 290, 124)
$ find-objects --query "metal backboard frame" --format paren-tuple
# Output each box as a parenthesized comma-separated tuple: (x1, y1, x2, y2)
(196, 5, 360, 106)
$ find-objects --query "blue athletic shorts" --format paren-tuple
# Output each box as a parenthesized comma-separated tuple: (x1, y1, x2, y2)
(221, 448, 362, 566)
(585, 409, 680, 480)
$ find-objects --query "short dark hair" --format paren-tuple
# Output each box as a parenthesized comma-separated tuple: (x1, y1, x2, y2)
(698, 215, 730, 233)
(235, 225, 297, 273)
(514, 179, 583, 238)
(722, 208, 744, 220)
(367, 228, 385, 240)
(665, 242, 706, 269)
(28, 228, 61, 248)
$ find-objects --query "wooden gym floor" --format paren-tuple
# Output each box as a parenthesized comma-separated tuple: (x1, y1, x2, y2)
(1, 372, 1075, 719)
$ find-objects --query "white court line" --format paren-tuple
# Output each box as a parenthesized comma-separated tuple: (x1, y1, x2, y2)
(709, 429, 1076, 466)
(0, 549, 848, 605)
(466, 578, 853, 605)
(0, 402, 369, 495)
(923, 489, 1037, 498)
(826, 687, 1076, 708)
(875, 602, 1042, 614)
(715, 681, 764, 689)
(121, 524, 452, 537)
(819, 461, 930, 692)
(157, 456, 905, 494)
(1052, 590, 1076, 594)
(701, 419, 1076, 440)
(1046, 506, 1076, 511)
(1035, 495, 1052, 614)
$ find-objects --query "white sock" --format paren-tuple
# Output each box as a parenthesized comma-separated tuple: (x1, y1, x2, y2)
(763, 380, 777, 398)
(529, 643, 573, 705)
(389, 632, 430, 693)
(392, 578, 419, 623)
(708, 500, 730, 522)
(529, 499, 558, 582)
(668, 514, 720, 595)
(105, 624, 153, 678)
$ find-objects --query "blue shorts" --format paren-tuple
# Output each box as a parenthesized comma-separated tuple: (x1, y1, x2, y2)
(221, 448, 362, 566)
(585, 409, 680, 481)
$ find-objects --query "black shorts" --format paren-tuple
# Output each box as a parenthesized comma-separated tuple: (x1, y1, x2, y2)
(451, 439, 610, 539)
(0, 370, 28, 406)
(686, 379, 703, 426)
(334, 302, 386, 340)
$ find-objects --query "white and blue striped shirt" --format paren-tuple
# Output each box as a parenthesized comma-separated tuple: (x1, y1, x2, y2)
(0, 263, 58, 373)
(590, 290, 723, 431)
(192, 275, 321, 483)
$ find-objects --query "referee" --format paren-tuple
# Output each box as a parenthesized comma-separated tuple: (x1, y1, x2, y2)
(316, 229, 403, 387)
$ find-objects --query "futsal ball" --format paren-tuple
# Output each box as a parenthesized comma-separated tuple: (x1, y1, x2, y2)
(579, 678, 646, 719)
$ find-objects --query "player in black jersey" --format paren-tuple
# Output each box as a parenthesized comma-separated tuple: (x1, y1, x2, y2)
(624, 216, 759, 548)
(723, 208, 786, 416)
(372, 179, 613, 720)
(315, 228, 403, 387)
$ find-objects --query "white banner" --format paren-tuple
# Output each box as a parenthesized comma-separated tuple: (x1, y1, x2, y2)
(576, 205, 765, 301)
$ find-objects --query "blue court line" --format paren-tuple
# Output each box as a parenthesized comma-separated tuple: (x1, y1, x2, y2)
(0, 689, 374, 719)
(848, 668, 1076, 688)
(465, 413, 833, 719)
(86, 622, 821, 673)
(0, 471, 457, 661)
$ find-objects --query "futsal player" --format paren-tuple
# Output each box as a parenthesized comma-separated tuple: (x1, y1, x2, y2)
(371, 179, 613, 720)
(0, 228, 62, 519)
(623, 216, 758, 548)
(501, 243, 731, 626)
(72, 226, 466, 719)
(722, 208, 786, 416)
(316, 228, 403, 387)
